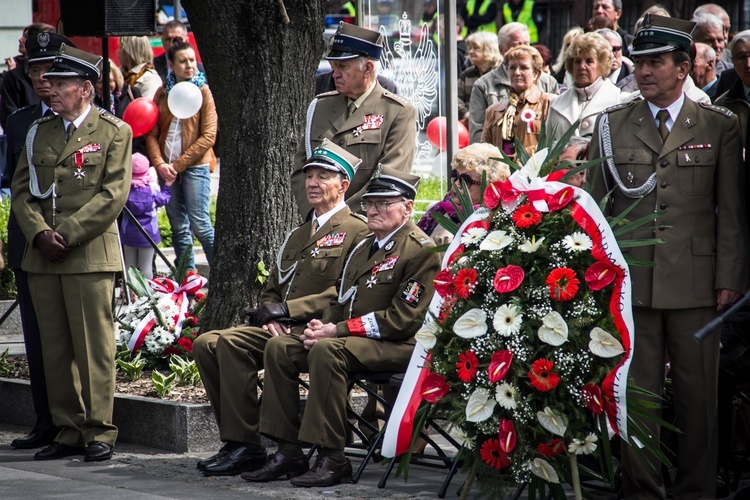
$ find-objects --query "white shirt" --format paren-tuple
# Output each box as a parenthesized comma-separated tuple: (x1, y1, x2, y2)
(647, 93, 685, 133)
(311, 200, 347, 233)
(374, 221, 408, 249)
(63, 104, 92, 135)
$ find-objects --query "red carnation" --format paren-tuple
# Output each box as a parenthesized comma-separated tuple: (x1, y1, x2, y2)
(162, 346, 180, 357)
(499, 419, 517, 454)
(177, 337, 193, 354)
(546, 186, 575, 211)
(456, 350, 479, 382)
(487, 350, 513, 383)
(584, 260, 618, 291)
(512, 203, 542, 229)
(537, 438, 565, 458)
(493, 265, 525, 294)
(454, 268, 478, 299)
(545, 267, 580, 301)
(528, 358, 560, 392)
(194, 292, 206, 302)
(480, 438, 511, 470)
(582, 383, 604, 415)
(421, 372, 450, 404)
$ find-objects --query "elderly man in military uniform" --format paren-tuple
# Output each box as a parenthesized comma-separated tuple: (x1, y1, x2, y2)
(192, 140, 368, 477)
(11, 44, 132, 462)
(291, 22, 417, 219)
(589, 15, 748, 499)
(4, 32, 74, 451)
(246, 167, 440, 487)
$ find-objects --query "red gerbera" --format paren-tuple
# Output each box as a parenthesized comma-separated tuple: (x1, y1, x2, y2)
(456, 350, 479, 382)
(512, 203, 542, 228)
(493, 265, 525, 293)
(487, 350, 513, 383)
(582, 383, 604, 415)
(454, 268, 478, 299)
(545, 267, 580, 301)
(434, 269, 454, 298)
(480, 438, 511, 470)
(528, 358, 560, 392)
(584, 260, 618, 291)
(421, 372, 450, 404)
(546, 186, 575, 211)
(499, 419, 517, 454)
(537, 438, 565, 458)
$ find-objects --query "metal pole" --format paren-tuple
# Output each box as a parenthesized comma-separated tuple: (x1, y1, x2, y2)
(445, 0, 458, 175)
(102, 37, 111, 112)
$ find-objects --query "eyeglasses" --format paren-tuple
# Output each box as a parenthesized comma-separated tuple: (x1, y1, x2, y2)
(360, 200, 405, 212)
(28, 65, 52, 77)
(611, 46, 622, 53)
(450, 170, 480, 187)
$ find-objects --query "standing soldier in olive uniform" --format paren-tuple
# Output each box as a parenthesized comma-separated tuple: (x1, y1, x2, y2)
(589, 15, 748, 499)
(11, 44, 132, 463)
(248, 167, 440, 488)
(193, 140, 369, 477)
(291, 22, 417, 219)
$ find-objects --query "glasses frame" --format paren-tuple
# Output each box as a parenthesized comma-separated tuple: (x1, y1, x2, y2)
(360, 199, 406, 213)
(450, 170, 481, 187)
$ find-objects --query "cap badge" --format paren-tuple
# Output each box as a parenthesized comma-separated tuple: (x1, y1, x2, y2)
(37, 32, 50, 48)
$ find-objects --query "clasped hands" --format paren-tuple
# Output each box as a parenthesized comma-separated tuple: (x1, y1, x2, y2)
(301, 319, 337, 350)
(34, 230, 70, 263)
(245, 302, 291, 336)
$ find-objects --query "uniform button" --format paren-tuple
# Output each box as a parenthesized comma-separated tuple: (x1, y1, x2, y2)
(695, 156, 700, 163)
(629, 155, 635, 161)
(58, 177, 63, 182)
(659, 203, 667, 209)
(56, 193, 61, 198)
(295, 271, 301, 276)
(41, 159, 45, 164)
(660, 160, 668, 167)
(84, 158, 89, 163)
(55, 208, 62, 213)
(660, 181, 667, 188)
(291, 287, 297, 293)
(581, 120, 589, 130)
(361, 137, 365, 142)
(338, 140, 344, 146)
(658, 226, 666, 231)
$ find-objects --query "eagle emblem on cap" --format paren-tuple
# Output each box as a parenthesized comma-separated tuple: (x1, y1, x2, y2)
(37, 32, 50, 48)
(641, 14, 653, 29)
(372, 163, 383, 179)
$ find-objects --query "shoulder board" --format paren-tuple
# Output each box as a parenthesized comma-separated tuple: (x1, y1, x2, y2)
(603, 100, 637, 114)
(316, 89, 340, 98)
(383, 91, 410, 107)
(97, 108, 126, 128)
(699, 102, 734, 117)
(9, 103, 36, 119)
(32, 114, 56, 125)
(409, 230, 434, 247)
(351, 212, 367, 223)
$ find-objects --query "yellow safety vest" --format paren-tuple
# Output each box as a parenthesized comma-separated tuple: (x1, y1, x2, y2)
(503, 0, 538, 44)
(461, 0, 497, 38)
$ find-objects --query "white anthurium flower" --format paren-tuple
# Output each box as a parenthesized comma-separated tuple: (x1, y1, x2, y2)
(537, 311, 569, 346)
(495, 382, 517, 410)
(493, 304, 523, 337)
(479, 230, 513, 252)
(415, 321, 439, 349)
(465, 388, 496, 422)
(460, 226, 488, 246)
(589, 327, 625, 358)
(529, 458, 560, 483)
(454, 308, 488, 339)
(568, 433, 598, 455)
(520, 147, 549, 180)
(537, 407, 568, 436)
(519, 235, 545, 253)
(562, 231, 593, 252)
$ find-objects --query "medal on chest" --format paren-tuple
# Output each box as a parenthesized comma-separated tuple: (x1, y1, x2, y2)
(366, 255, 399, 288)
(74, 151, 85, 179)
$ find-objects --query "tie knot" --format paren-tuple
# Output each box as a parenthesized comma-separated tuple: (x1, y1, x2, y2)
(43, 108, 54, 117)
(347, 102, 357, 118)
(66, 122, 76, 141)
(656, 109, 670, 123)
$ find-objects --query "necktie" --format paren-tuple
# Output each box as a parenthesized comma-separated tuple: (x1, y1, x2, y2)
(347, 102, 357, 118)
(656, 109, 670, 142)
(310, 219, 319, 238)
(66, 122, 76, 141)
(43, 108, 54, 117)
(368, 240, 379, 258)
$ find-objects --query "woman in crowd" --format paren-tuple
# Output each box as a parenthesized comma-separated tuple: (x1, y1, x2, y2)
(458, 32, 502, 127)
(546, 32, 628, 142)
(118, 36, 162, 100)
(481, 45, 555, 158)
(552, 26, 583, 87)
(146, 40, 217, 271)
(95, 61, 140, 118)
(418, 143, 509, 246)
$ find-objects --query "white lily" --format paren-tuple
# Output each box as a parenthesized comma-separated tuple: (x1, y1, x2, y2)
(519, 235, 545, 253)
(465, 388, 496, 422)
(537, 407, 568, 436)
(568, 433, 598, 455)
(479, 230, 513, 252)
(453, 308, 488, 339)
(589, 327, 625, 358)
(529, 458, 560, 483)
(537, 311, 569, 346)
(415, 321, 439, 349)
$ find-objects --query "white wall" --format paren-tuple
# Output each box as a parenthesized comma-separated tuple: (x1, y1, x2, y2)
(0, 0, 32, 72)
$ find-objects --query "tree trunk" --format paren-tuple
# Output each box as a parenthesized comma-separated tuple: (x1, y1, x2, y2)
(182, 0, 325, 330)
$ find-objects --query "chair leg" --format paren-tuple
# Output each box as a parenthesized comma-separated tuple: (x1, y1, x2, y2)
(437, 456, 461, 497)
(352, 431, 384, 483)
(378, 456, 398, 488)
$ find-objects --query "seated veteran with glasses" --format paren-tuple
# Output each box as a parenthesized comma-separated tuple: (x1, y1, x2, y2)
(192, 139, 369, 477)
(417, 142, 510, 246)
(247, 167, 441, 488)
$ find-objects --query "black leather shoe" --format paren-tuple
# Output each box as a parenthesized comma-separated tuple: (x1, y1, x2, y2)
(84, 441, 113, 462)
(241, 452, 309, 482)
(11, 429, 58, 450)
(716, 465, 731, 498)
(289, 455, 352, 487)
(202, 444, 266, 476)
(197, 442, 237, 470)
(33, 442, 85, 461)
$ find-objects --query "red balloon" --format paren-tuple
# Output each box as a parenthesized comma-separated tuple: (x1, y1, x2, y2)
(123, 98, 159, 138)
(426, 117, 470, 150)
(457, 121, 470, 149)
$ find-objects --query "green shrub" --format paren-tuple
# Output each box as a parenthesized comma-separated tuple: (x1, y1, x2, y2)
(0, 198, 17, 299)
(413, 175, 446, 224)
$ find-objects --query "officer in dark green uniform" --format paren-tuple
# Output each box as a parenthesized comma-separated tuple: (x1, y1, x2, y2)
(248, 167, 440, 488)
(193, 140, 369, 477)
(11, 44, 132, 462)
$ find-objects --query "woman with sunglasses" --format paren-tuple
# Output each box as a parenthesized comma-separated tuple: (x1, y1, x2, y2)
(417, 143, 509, 246)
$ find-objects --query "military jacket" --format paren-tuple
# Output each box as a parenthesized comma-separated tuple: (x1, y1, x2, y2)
(589, 97, 748, 309)
(292, 82, 417, 218)
(11, 107, 133, 274)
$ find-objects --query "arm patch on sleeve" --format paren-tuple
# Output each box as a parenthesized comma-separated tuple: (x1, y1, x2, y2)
(400, 279, 425, 307)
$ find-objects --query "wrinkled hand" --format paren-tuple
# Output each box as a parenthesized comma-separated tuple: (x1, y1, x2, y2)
(300, 319, 337, 350)
(253, 302, 290, 328)
(263, 320, 291, 336)
(156, 163, 178, 183)
(34, 230, 70, 263)
(717, 289, 742, 312)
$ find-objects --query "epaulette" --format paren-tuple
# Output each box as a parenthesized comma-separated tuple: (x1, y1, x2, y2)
(603, 100, 637, 114)
(316, 89, 340, 98)
(32, 113, 56, 125)
(699, 101, 734, 117)
(410, 231, 434, 247)
(351, 212, 367, 223)
(8, 103, 36, 119)
(97, 108, 126, 128)
(383, 91, 410, 107)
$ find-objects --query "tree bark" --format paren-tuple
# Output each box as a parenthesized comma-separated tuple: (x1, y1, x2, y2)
(181, 0, 325, 330)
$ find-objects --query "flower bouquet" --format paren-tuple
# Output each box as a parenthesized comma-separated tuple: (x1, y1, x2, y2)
(116, 266, 207, 368)
(382, 130, 673, 499)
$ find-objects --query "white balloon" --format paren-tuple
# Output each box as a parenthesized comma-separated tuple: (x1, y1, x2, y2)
(167, 81, 203, 119)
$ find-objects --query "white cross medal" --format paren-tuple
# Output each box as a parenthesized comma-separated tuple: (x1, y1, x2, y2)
(74, 151, 85, 179)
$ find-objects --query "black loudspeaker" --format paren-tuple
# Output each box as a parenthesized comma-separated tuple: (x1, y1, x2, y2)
(61, 0, 156, 37)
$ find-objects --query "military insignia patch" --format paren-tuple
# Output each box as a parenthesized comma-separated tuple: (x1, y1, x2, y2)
(353, 114, 384, 136)
(384, 240, 395, 251)
(78, 144, 101, 153)
(375, 255, 399, 273)
(400, 279, 424, 307)
(318, 232, 346, 247)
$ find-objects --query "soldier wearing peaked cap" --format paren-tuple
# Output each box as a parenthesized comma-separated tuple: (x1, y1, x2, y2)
(291, 22, 418, 220)
(4, 31, 75, 452)
(589, 14, 748, 499)
(11, 44, 132, 463)
(192, 139, 369, 477)
(256, 166, 440, 488)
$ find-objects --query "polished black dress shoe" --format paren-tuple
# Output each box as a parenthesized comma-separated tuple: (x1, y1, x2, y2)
(84, 441, 113, 462)
(33, 442, 85, 461)
(289, 455, 352, 487)
(11, 429, 58, 450)
(716, 465, 731, 499)
(197, 442, 237, 470)
(241, 452, 309, 482)
(202, 444, 266, 476)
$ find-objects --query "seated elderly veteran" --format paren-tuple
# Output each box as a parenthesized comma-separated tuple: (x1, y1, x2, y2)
(245, 167, 441, 487)
(192, 139, 368, 477)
